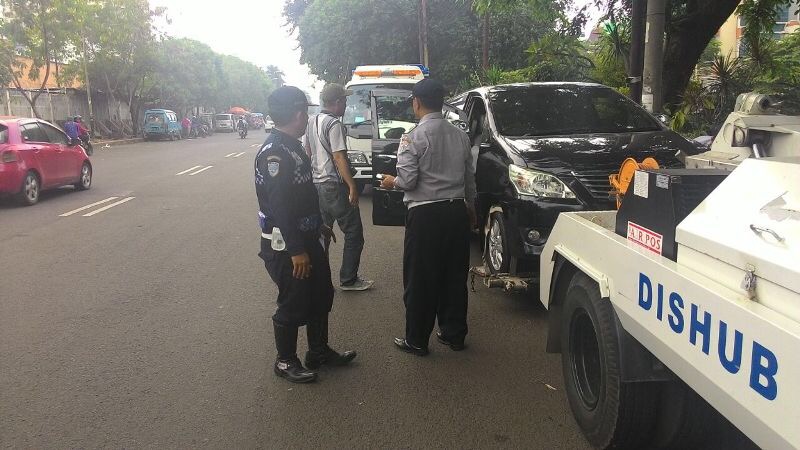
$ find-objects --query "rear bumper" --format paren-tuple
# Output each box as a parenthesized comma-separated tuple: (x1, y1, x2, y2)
(0, 163, 24, 195)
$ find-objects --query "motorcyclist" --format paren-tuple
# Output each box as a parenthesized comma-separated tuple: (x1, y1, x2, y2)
(74, 116, 93, 155)
(63, 117, 79, 144)
(237, 116, 248, 137)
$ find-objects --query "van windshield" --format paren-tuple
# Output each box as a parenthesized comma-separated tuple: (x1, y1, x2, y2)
(215, 114, 231, 121)
(343, 83, 416, 127)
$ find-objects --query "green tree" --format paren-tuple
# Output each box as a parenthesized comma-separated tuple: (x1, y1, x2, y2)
(265, 65, 285, 87)
(0, 0, 72, 117)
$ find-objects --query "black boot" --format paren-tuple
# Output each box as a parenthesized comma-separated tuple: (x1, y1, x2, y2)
(305, 314, 357, 369)
(273, 322, 317, 383)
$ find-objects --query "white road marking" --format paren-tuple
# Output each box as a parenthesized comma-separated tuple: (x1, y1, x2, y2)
(233, 152, 246, 158)
(225, 152, 236, 158)
(176, 165, 202, 175)
(249, 143, 260, 148)
(82, 197, 135, 217)
(188, 165, 213, 176)
(59, 197, 119, 217)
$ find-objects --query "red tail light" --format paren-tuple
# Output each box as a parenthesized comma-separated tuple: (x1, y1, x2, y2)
(1, 150, 17, 163)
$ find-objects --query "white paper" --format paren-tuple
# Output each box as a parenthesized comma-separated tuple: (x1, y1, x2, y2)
(634, 171, 649, 198)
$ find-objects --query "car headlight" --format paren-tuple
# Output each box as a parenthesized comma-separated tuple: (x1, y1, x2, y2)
(348, 151, 368, 165)
(508, 164, 575, 199)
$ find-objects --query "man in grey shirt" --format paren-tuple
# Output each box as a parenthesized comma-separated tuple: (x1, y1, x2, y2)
(304, 83, 373, 291)
(380, 78, 476, 355)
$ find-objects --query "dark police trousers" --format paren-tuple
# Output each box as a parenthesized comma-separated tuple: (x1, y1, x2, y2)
(403, 200, 470, 348)
(260, 236, 334, 327)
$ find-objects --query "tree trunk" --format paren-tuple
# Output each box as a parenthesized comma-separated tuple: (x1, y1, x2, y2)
(662, 0, 740, 107)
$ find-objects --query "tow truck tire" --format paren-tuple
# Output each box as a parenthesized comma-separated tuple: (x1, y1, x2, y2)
(561, 272, 657, 449)
(485, 212, 510, 274)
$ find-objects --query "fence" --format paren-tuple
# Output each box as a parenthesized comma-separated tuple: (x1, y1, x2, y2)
(1, 88, 135, 138)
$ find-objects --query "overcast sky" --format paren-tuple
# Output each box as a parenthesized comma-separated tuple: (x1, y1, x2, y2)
(148, 0, 322, 98)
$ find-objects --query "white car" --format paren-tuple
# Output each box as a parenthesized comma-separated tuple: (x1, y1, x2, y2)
(264, 117, 275, 132)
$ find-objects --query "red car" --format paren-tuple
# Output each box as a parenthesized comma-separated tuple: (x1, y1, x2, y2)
(0, 117, 92, 205)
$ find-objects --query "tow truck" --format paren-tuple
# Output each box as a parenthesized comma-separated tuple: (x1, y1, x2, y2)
(539, 93, 800, 448)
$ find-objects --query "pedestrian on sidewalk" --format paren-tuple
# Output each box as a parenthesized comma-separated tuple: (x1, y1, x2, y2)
(304, 83, 373, 291)
(379, 78, 477, 356)
(255, 86, 357, 384)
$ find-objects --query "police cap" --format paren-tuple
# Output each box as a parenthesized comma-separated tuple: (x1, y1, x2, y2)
(268, 86, 317, 117)
(410, 78, 446, 103)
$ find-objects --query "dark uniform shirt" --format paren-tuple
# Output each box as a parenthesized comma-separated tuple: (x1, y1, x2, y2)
(255, 129, 323, 256)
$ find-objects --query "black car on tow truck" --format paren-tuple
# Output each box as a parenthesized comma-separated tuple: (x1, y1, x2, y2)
(463, 83, 697, 282)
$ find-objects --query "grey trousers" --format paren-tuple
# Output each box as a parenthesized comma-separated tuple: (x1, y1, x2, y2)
(315, 182, 365, 285)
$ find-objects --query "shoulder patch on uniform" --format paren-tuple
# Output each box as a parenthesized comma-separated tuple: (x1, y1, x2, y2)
(267, 161, 280, 177)
(398, 134, 411, 153)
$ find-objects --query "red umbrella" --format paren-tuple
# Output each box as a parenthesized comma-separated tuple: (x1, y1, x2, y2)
(229, 107, 248, 115)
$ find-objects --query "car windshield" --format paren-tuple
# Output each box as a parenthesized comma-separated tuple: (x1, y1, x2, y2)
(215, 114, 231, 120)
(489, 85, 662, 137)
(0, 125, 7, 144)
(343, 83, 416, 126)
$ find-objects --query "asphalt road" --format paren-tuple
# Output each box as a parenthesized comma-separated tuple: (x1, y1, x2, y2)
(0, 131, 590, 448)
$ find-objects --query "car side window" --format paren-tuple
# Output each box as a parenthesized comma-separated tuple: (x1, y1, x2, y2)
(20, 123, 49, 143)
(40, 122, 71, 145)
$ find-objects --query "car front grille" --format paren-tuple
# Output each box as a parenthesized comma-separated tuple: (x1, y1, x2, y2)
(574, 170, 614, 202)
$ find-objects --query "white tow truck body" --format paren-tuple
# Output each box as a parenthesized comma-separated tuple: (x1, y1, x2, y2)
(540, 157, 800, 448)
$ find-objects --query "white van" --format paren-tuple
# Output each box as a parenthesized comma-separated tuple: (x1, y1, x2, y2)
(344, 64, 427, 191)
(215, 113, 235, 132)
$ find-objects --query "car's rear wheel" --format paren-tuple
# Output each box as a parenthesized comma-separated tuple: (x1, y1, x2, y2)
(17, 171, 40, 206)
(75, 162, 92, 191)
(484, 212, 510, 274)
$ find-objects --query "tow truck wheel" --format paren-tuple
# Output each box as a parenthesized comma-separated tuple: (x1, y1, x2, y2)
(561, 272, 657, 449)
(485, 212, 510, 274)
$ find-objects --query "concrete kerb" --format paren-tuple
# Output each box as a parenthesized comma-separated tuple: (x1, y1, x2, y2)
(94, 137, 144, 148)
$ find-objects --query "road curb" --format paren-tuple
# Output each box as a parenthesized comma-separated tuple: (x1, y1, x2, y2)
(95, 138, 144, 147)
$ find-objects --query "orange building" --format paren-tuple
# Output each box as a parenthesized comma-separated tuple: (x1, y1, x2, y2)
(6, 57, 82, 90)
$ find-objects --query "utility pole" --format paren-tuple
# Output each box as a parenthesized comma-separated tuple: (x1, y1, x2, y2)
(418, 0, 430, 67)
(643, 0, 666, 113)
(628, 0, 647, 104)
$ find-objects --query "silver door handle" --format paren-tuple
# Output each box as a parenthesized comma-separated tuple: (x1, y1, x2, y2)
(749, 224, 784, 242)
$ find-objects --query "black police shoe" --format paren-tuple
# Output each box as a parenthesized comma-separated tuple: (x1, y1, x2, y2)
(305, 346, 357, 369)
(393, 337, 429, 356)
(274, 358, 318, 383)
(436, 332, 465, 351)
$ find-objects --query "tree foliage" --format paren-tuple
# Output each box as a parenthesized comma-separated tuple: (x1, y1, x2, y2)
(284, 0, 560, 90)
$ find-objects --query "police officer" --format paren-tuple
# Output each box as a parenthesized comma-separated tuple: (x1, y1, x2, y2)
(255, 86, 357, 383)
(380, 78, 477, 355)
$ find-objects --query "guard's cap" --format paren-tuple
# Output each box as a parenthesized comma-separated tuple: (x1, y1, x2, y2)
(268, 86, 317, 116)
(320, 83, 353, 104)
(410, 78, 445, 102)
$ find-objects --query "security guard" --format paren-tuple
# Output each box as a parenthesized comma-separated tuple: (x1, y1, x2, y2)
(380, 78, 477, 356)
(256, 86, 356, 383)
